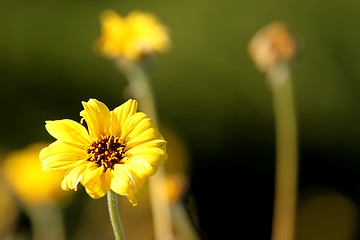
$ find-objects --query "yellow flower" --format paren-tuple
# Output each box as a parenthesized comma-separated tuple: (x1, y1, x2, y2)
(2, 143, 69, 207)
(165, 174, 188, 204)
(39, 99, 167, 206)
(94, 10, 171, 61)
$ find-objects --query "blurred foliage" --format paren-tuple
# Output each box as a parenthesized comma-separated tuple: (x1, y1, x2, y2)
(1, 0, 360, 239)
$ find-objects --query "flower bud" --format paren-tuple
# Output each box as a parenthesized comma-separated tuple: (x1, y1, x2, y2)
(248, 21, 300, 73)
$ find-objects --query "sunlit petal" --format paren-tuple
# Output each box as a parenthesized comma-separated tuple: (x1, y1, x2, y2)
(111, 99, 138, 136)
(126, 151, 167, 178)
(120, 112, 153, 141)
(80, 98, 111, 139)
(45, 120, 90, 148)
(61, 162, 93, 191)
(126, 128, 162, 149)
(110, 166, 145, 206)
(110, 164, 135, 196)
(82, 166, 112, 199)
(40, 140, 87, 171)
(125, 139, 167, 153)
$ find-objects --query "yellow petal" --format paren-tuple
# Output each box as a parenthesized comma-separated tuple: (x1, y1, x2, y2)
(120, 112, 155, 141)
(111, 99, 138, 136)
(126, 139, 167, 153)
(45, 120, 90, 148)
(126, 151, 167, 178)
(95, 10, 127, 58)
(126, 128, 162, 149)
(80, 98, 111, 139)
(101, 10, 125, 36)
(111, 165, 133, 193)
(82, 166, 112, 199)
(126, 181, 146, 206)
(110, 165, 147, 206)
(125, 156, 153, 178)
(40, 140, 87, 171)
(122, 10, 170, 60)
(61, 162, 92, 191)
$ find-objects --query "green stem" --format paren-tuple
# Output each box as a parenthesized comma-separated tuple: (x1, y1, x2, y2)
(27, 204, 65, 240)
(269, 64, 298, 240)
(107, 190, 126, 240)
(115, 58, 173, 240)
(117, 59, 158, 122)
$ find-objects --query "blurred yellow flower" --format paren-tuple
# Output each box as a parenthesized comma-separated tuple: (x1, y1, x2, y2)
(2, 143, 68, 207)
(94, 10, 171, 61)
(40, 99, 167, 206)
(165, 174, 188, 204)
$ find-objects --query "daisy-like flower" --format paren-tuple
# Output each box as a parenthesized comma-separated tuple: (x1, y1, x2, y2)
(94, 9, 171, 61)
(39, 99, 167, 206)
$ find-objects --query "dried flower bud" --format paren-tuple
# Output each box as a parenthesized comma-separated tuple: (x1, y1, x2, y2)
(248, 21, 300, 73)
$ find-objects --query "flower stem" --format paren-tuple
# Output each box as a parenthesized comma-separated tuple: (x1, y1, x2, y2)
(27, 204, 65, 240)
(269, 64, 298, 240)
(107, 190, 126, 240)
(116, 58, 173, 240)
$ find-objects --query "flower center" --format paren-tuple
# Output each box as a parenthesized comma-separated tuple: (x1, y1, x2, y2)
(86, 135, 126, 170)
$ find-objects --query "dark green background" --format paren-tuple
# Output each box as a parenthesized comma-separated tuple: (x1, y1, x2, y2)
(1, 0, 360, 239)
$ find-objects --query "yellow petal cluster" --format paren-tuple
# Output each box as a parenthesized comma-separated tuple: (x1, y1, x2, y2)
(39, 99, 167, 206)
(94, 10, 171, 61)
(2, 143, 69, 207)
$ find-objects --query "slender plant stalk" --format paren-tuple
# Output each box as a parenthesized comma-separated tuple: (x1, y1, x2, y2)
(269, 65, 298, 240)
(116, 59, 173, 240)
(107, 190, 126, 240)
(27, 204, 65, 240)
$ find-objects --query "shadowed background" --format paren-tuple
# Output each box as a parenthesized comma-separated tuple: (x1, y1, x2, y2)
(1, 0, 360, 239)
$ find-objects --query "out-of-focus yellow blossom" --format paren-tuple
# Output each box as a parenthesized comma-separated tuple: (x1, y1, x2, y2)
(3, 143, 69, 207)
(165, 174, 188, 204)
(94, 10, 171, 61)
(39, 99, 167, 206)
(160, 126, 190, 204)
(248, 21, 299, 73)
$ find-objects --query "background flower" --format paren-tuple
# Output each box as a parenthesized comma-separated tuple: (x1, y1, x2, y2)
(94, 10, 171, 61)
(3, 143, 70, 207)
(248, 21, 300, 73)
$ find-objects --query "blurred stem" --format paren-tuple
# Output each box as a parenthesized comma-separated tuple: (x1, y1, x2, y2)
(115, 58, 173, 240)
(269, 64, 298, 240)
(27, 204, 65, 240)
(107, 190, 126, 240)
